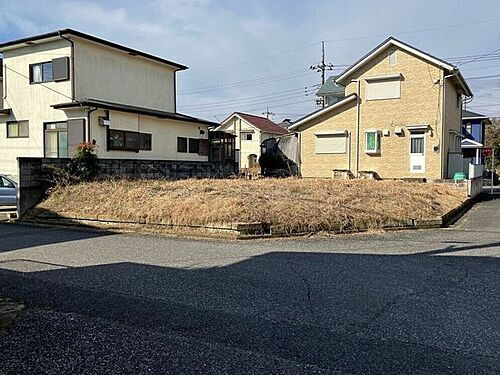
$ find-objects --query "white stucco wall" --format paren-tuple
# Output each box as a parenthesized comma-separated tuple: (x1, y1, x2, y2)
(0, 39, 73, 179)
(219, 116, 263, 169)
(73, 38, 177, 112)
(91, 110, 209, 161)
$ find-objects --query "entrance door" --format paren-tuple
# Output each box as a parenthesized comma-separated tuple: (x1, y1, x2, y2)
(409, 132, 425, 173)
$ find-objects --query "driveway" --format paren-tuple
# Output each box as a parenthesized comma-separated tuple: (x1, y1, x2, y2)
(0, 198, 499, 374)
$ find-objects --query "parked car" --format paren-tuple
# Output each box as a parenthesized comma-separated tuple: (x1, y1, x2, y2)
(0, 175, 17, 206)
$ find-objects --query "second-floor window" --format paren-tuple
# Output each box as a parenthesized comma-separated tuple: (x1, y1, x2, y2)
(30, 57, 69, 84)
(31, 62, 53, 83)
(365, 75, 401, 100)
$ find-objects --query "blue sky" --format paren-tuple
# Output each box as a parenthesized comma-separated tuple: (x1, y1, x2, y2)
(1, 0, 499, 122)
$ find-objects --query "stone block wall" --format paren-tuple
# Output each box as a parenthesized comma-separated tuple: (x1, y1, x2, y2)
(17, 157, 234, 217)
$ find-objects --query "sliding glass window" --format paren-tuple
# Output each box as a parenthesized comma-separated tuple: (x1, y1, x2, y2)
(45, 122, 68, 158)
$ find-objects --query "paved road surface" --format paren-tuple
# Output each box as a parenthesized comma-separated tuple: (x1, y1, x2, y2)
(0, 197, 499, 374)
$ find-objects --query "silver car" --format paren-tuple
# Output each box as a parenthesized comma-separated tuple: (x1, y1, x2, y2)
(0, 175, 17, 206)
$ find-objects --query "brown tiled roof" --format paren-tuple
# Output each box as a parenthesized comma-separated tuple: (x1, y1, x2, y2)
(235, 112, 288, 135)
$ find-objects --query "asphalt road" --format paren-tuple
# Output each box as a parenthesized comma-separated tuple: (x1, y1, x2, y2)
(0, 197, 499, 374)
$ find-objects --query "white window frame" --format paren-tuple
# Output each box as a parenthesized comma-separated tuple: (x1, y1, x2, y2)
(364, 130, 381, 154)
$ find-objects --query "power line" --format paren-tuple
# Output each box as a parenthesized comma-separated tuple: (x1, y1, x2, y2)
(184, 17, 500, 76)
(181, 85, 319, 110)
(457, 48, 500, 66)
(3, 64, 73, 101)
(310, 40, 334, 108)
(178, 69, 314, 94)
(182, 89, 318, 113)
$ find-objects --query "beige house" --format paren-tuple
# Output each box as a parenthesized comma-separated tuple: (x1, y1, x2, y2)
(0, 29, 217, 180)
(216, 112, 288, 170)
(290, 37, 473, 180)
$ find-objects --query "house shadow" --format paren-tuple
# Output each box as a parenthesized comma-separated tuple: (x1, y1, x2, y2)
(0, 242, 499, 373)
(0, 222, 113, 253)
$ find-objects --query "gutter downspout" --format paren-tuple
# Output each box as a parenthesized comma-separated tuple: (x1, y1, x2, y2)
(87, 107, 98, 143)
(352, 80, 361, 177)
(442, 71, 458, 179)
(58, 32, 75, 101)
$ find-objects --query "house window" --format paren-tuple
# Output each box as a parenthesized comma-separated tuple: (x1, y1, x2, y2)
(30, 62, 53, 83)
(177, 137, 188, 153)
(108, 129, 151, 151)
(139, 133, 152, 151)
(7, 120, 29, 138)
(365, 130, 381, 153)
(388, 50, 397, 66)
(365, 76, 401, 100)
(45, 122, 68, 158)
(242, 132, 253, 141)
(315, 133, 347, 154)
(465, 122, 472, 136)
(189, 138, 200, 154)
(30, 57, 69, 84)
(456, 93, 461, 109)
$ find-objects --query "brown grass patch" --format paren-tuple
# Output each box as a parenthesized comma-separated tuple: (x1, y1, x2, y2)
(35, 178, 466, 234)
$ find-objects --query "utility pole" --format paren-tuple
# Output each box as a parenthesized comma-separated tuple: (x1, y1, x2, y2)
(310, 41, 334, 108)
(262, 107, 275, 119)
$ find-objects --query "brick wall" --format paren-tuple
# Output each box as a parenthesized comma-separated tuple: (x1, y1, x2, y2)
(299, 47, 459, 180)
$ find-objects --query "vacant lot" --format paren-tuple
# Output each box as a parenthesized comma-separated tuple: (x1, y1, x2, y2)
(33, 178, 466, 234)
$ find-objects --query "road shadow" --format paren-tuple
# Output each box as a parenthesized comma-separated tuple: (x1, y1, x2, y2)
(0, 223, 113, 253)
(0, 242, 499, 373)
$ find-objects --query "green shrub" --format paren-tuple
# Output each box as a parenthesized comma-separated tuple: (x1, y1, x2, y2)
(69, 142, 99, 181)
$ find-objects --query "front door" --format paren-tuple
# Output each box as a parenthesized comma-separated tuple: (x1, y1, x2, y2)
(409, 132, 425, 173)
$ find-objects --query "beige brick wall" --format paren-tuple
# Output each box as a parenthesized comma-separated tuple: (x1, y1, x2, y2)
(298, 46, 463, 180)
(300, 101, 356, 178)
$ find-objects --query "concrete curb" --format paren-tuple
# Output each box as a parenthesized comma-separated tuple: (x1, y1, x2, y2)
(23, 197, 480, 240)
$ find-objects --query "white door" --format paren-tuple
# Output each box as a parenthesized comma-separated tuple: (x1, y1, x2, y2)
(409, 132, 425, 173)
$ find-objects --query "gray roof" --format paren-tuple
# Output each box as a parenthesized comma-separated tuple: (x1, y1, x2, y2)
(462, 110, 488, 119)
(316, 76, 345, 97)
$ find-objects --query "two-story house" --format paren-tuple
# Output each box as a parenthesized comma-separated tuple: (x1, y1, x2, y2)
(0, 29, 217, 180)
(316, 75, 345, 107)
(461, 109, 490, 165)
(289, 37, 473, 180)
(216, 112, 288, 170)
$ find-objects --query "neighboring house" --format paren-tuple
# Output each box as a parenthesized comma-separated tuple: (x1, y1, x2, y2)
(0, 29, 218, 180)
(316, 75, 345, 107)
(290, 37, 472, 180)
(461, 109, 490, 165)
(216, 112, 288, 170)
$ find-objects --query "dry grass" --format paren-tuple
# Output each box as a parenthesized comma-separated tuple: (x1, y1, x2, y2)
(36, 178, 466, 234)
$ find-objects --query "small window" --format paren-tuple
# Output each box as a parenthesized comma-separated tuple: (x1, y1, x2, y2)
(109, 130, 125, 149)
(315, 134, 347, 154)
(177, 137, 187, 153)
(365, 77, 401, 100)
(125, 132, 139, 150)
(365, 131, 381, 153)
(456, 93, 461, 109)
(139, 133, 152, 151)
(189, 138, 200, 154)
(30, 62, 53, 83)
(7, 120, 29, 138)
(242, 132, 253, 141)
(388, 50, 396, 66)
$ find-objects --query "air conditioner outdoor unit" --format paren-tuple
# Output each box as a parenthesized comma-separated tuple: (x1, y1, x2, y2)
(394, 127, 403, 135)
